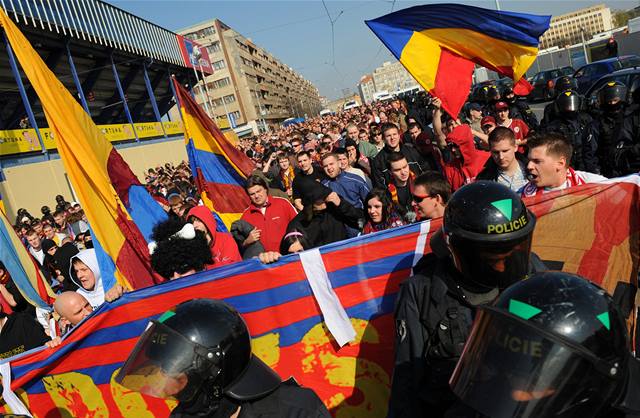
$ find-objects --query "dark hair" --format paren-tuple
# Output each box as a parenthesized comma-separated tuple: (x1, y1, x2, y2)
(244, 174, 269, 192)
(414, 171, 452, 203)
(488, 126, 516, 146)
(25, 228, 38, 237)
(365, 188, 394, 223)
(53, 209, 66, 218)
(386, 151, 407, 169)
(321, 152, 339, 163)
(407, 121, 423, 131)
(150, 218, 212, 280)
(333, 147, 348, 157)
(296, 150, 311, 160)
(279, 230, 310, 255)
(527, 132, 573, 165)
(380, 122, 399, 136)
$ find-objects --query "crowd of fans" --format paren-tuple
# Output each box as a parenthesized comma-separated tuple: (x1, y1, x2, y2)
(1, 78, 638, 367)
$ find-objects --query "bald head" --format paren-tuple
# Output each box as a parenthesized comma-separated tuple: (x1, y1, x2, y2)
(54, 291, 92, 326)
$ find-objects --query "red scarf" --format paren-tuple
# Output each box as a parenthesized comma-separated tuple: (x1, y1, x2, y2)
(387, 171, 416, 206)
(522, 168, 585, 197)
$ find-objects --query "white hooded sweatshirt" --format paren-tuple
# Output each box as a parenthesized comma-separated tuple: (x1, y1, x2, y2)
(69, 249, 105, 308)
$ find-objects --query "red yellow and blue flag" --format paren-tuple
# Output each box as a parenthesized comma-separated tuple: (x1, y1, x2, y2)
(0, 8, 162, 292)
(173, 78, 254, 229)
(366, 4, 550, 117)
(0, 210, 56, 308)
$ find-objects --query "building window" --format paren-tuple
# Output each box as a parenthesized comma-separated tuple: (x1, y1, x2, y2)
(223, 94, 236, 104)
(230, 111, 241, 119)
(212, 77, 231, 89)
(208, 42, 221, 54)
(213, 60, 226, 70)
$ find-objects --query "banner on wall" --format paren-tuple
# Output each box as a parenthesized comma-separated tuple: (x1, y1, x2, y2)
(0, 177, 638, 417)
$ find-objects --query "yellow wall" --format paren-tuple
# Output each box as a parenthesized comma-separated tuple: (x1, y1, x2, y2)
(1, 139, 188, 222)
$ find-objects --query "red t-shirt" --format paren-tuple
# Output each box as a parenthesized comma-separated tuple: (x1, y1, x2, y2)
(240, 196, 298, 252)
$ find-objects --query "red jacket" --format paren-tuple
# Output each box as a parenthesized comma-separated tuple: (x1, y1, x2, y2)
(240, 196, 298, 252)
(439, 125, 491, 191)
(187, 206, 241, 268)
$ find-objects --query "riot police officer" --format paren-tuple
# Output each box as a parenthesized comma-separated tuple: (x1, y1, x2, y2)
(117, 299, 331, 418)
(502, 86, 539, 130)
(451, 271, 640, 418)
(390, 181, 546, 418)
(593, 81, 634, 177)
(483, 85, 501, 116)
(541, 76, 579, 125)
(618, 77, 640, 175)
(539, 90, 600, 173)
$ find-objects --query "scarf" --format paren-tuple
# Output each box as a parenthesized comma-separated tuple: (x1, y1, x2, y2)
(363, 211, 405, 235)
(521, 168, 586, 197)
(281, 166, 296, 191)
(387, 171, 416, 207)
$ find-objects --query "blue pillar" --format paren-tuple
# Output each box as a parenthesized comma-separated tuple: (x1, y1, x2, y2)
(143, 62, 166, 139)
(110, 54, 138, 142)
(3, 31, 48, 159)
(66, 41, 90, 115)
(168, 72, 183, 123)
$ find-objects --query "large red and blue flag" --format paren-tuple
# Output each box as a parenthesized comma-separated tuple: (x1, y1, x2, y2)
(1, 176, 638, 417)
(366, 4, 551, 117)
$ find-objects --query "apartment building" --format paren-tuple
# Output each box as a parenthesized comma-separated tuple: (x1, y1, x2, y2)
(179, 19, 322, 134)
(372, 61, 419, 95)
(358, 75, 376, 104)
(540, 4, 614, 49)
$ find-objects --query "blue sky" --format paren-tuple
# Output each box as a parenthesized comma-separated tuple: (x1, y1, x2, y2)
(111, 0, 639, 99)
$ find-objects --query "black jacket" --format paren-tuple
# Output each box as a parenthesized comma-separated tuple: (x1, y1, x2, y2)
(170, 379, 331, 418)
(371, 143, 435, 188)
(287, 199, 363, 248)
(540, 113, 600, 173)
(476, 152, 529, 183)
(390, 232, 547, 418)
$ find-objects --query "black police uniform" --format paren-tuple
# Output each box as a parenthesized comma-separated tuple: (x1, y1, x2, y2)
(117, 299, 331, 418)
(592, 82, 634, 177)
(501, 87, 538, 130)
(540, 77, 579, 126)
(171, 379, 329, 418)
(389, 182, 546, 418)
(540, 91, 600, 173)
(451, 272, 640, 418)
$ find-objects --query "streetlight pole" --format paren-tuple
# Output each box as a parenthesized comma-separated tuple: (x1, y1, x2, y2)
(580, 27, 590, 64)
(494, 0, 501, 11)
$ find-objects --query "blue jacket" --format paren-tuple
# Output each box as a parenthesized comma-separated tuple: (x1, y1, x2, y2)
(321, 171, 370, 209)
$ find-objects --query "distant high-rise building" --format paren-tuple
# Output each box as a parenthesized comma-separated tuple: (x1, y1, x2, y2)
(539, 4, 614, 49)
(372, 61, 419, 94)
(179, 19, 322, 135)
(358, 75, 376, 104)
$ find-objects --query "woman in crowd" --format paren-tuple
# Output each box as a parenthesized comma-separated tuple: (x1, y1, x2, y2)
(363, 188, 405, 234)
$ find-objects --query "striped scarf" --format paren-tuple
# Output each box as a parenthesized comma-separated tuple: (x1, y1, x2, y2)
(281, 166, 296, 190)
(387, 170, 416, 206)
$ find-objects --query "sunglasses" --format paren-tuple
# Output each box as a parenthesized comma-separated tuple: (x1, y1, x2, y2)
(412, 193, 432, 203)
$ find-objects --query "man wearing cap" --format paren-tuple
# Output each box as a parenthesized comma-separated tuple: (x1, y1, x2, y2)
(465, 102, 489, 149)
(481, 116, 497, 137)
(494, 101, 530, 149)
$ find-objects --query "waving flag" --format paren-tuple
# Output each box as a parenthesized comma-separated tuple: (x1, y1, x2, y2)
(366, 4, 550, 117)
(1, 176, 638, 417)
(0, 211, 55, 308)
(0, 8, 162, 291)
(173, 78, 254, 228)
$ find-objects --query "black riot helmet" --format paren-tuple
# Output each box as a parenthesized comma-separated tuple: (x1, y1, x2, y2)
(598, 81, 628, 113)
(629, 77, 640, 104)
(501, 86, 516, 103)
(555, 90, 582, 114)
(442, 181, 536, 297)
(486, 85, 501, 102)
(116, 299, 281, 407)
(554, 76, 578, 95)
(451, 272, 640, 418)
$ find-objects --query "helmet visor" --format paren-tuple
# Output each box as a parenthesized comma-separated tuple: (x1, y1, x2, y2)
(450, 234, 533, 293)
(450, 309, 618, 418)
(116, 321, 219, 400)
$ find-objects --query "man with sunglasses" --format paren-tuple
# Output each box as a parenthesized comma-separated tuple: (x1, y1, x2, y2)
(411, 171, 451, 221)
(390, 181, 546, 418)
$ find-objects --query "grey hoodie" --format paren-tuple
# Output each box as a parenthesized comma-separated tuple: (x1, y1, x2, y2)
(69, 249, 105, 308)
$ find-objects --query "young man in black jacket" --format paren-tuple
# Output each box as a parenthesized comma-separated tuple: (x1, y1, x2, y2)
(476, 127, 529, 192)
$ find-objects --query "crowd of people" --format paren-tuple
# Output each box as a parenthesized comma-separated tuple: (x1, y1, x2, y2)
(1, 77, 640, 417)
